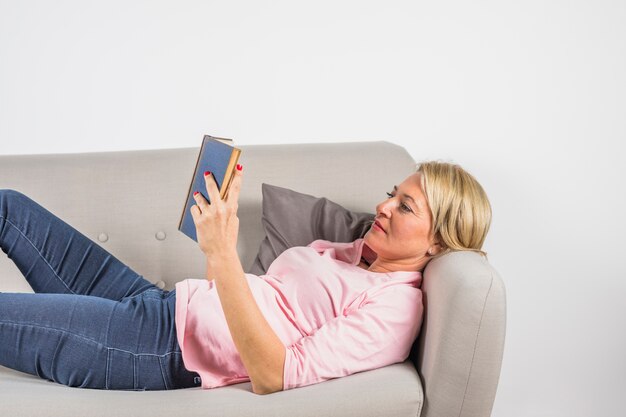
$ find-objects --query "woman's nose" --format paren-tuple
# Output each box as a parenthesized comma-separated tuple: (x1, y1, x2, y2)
(376, 199, 393, 217)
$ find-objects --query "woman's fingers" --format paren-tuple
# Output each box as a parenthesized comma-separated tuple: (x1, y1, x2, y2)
(194, 167, 243, 215)
(203, 170, 221, 206)
(192, 190, 209, 214)
(225, 164, 243, 205)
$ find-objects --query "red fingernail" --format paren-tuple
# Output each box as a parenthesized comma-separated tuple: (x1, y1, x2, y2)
(194, 191, 199, 196)
(204, 171, 211, 176)
(236, 164, 242, 171)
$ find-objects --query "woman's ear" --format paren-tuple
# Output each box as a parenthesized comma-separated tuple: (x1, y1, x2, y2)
(427, 240, 444, 256)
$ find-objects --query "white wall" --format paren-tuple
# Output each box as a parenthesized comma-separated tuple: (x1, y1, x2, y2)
(1, 1, 624, 415)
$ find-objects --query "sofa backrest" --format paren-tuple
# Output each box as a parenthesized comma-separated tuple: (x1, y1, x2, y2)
(0, 141, 416, 292)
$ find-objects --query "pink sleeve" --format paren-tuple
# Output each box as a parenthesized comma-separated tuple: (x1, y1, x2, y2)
(282, 287, 423, 391)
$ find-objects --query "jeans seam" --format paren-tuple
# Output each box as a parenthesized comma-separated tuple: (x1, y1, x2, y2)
(158, 356, 170, 390)
(133, 355, 138, 390)
(0, 319, 105, 348)
(122, 288, 163, 301)
(106, 348, 111, 389)
(0, 215, 77, 294)
(107, 347, 180, 357)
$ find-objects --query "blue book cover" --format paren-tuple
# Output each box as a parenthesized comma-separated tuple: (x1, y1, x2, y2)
(178, 135, 241, 242)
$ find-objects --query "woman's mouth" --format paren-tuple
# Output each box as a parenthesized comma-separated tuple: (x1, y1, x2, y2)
(373, 220, 386, 233)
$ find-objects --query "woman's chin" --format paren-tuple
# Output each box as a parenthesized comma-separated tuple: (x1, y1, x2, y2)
(362, 231, 378, 246)
(364, 224, 386, 240)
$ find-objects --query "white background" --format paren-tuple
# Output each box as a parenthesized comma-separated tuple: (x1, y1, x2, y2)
(1, 1, 624, 416)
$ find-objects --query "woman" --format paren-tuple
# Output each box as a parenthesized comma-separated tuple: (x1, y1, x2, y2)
(0, 161, 491, 394)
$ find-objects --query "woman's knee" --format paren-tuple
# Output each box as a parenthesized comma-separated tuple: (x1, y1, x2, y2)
(0, 189, 31, 211)
(0, 189, 25, 199)
(0, 190, 47, 225)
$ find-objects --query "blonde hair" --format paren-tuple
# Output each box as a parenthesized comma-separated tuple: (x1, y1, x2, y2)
(416, 160, 492, 260)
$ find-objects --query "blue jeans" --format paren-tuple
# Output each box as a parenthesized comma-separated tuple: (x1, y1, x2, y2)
(0, 189, 201, 390)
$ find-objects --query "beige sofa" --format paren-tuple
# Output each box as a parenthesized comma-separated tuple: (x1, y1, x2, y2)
(0, 141, 506, 417)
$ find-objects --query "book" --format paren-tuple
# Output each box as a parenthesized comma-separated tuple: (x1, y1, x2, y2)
(178, 134, 242, 242)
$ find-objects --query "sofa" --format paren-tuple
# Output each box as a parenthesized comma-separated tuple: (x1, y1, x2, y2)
(0, 141, 507, 417)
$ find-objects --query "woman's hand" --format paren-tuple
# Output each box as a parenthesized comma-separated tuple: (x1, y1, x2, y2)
(190, 165, 243, 258)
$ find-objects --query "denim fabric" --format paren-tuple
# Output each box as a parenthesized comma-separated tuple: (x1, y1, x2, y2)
(0, 189, 201, 390)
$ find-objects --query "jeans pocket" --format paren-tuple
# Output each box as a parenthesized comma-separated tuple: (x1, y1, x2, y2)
(159, 351, 202, 390)
(106, 349, 167, 391)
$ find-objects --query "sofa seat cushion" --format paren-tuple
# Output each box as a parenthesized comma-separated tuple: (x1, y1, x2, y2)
(0, 361, 423, 417)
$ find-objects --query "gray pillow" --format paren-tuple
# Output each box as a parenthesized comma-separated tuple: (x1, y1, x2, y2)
(247, 183, 375, 275)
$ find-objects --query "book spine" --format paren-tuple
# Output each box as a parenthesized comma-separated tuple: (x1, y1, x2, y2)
(221, 148, 242, 199)
(179, 139, 206, 229)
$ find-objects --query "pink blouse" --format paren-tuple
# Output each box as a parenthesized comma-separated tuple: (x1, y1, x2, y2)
(174, 238, 424, 391)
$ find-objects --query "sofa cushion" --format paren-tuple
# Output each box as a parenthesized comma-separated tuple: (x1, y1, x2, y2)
(0, 361, 423, 417)
(247, 183, 375, 275)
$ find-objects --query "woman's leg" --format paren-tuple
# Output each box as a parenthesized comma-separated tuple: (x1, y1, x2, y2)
(0, 189, 157, 300)
(0, 190, 202, 390)
(0, 289, 201, 390)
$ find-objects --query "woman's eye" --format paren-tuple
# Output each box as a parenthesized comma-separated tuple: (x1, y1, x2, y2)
(386, 192, 412, 213)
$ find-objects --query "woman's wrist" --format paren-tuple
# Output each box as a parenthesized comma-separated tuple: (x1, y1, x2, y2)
(205, 248, 241, 277)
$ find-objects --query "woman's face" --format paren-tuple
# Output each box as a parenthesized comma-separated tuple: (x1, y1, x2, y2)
(363, 172, 440, 272)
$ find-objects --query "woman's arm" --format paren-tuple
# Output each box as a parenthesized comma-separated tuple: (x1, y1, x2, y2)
(209, 249, 286, 395)
(190, 166, 284, 394)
